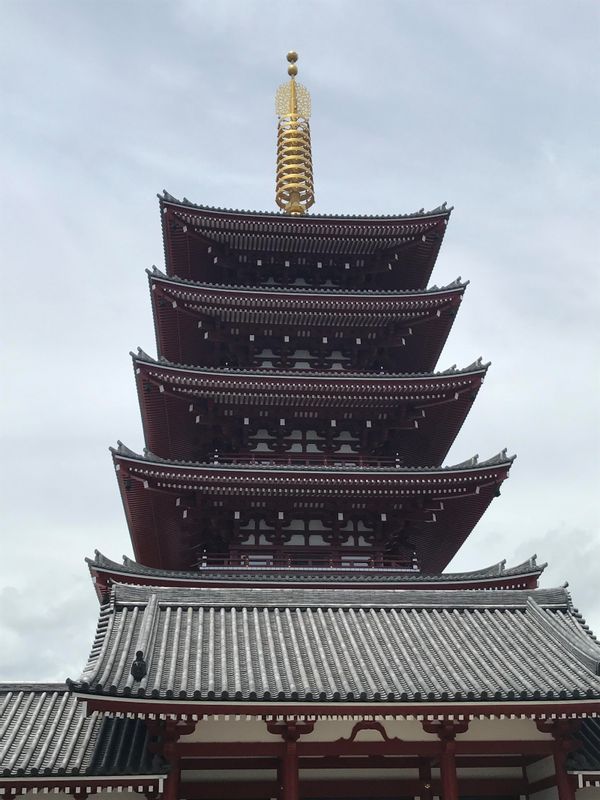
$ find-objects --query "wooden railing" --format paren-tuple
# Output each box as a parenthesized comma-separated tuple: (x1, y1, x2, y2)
(194, 552, 418, 571)
(208, 452, 405, 468)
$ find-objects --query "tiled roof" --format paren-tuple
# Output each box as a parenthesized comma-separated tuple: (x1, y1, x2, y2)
(112, 441, 514, 473)
(160, 191, 452, 222)
(0, 685, 165, 778)
(133, 348, 489, 384)
(87, 551, 545, 588)
(148, 265, 466, 297)
(160, 194, 451, 283)
(69, 584, 600, 702)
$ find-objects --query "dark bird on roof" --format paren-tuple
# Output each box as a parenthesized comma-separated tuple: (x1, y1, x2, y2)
(131, 651, 147, 682)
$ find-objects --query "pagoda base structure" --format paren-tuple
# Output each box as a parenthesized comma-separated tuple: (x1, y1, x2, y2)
(3, 195, 600, 799)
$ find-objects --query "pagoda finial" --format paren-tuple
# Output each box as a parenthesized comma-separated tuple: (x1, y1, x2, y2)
(275, 51, 315, 215)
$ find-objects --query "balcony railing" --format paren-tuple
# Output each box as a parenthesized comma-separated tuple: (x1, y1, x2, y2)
(208, 452, 407, 468)
(193, 551, 419, 572)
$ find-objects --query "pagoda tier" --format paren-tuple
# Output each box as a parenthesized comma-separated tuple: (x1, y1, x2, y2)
(112, 445, 514, 573)
(87, 551, 545, 596)
(133, 351, 488, 467)
(160, 193, 451, 290)
(149, 269, 465, 372)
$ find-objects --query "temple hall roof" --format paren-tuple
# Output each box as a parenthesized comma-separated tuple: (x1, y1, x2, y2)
(69, 583, 600, 704)
(0, 685, 165, 780)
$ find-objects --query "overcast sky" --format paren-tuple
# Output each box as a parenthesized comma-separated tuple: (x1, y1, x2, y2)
(1, 0, 599, 681)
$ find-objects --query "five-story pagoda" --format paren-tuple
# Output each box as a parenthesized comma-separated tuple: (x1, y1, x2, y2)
(110, 53, 512, 580)
(3, 52, 600, 800)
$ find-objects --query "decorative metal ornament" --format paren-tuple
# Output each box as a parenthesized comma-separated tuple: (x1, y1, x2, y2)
(275, 51, 315, 215)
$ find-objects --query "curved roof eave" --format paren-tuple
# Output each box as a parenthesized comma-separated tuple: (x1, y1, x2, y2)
(87, 551, 545, 585)
(131, 349, 490, 383)
(159, 190, 454, 224)
(110, 441, 516, 474)
(147, 265, 468, 298)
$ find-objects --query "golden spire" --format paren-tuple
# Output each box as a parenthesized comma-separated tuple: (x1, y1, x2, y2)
(275, 51, 315, 215)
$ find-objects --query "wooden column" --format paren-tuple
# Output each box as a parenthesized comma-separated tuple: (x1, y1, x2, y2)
(536, 720, 580, 800)
(282, 733, 299, 800)
(422, 720, 468, 800)
(267, 718, 315, 800)
(147, 719, 196, 800)
(553, 746, 575, 800)
(417, 758, 434, 800)
(163, 749, 180, 800)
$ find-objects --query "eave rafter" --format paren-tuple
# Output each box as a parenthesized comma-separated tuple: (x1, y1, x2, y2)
(113, 444, 513, 496)
(149, 267, 466, 321)
(133, 350, 488, 404)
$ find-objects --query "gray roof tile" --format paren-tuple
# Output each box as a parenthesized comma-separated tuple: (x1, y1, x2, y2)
(0, 686, 165, 777)
(88, 552, 545, 587)
(69, 584, 600, 702)
(160, 191, 452, 222)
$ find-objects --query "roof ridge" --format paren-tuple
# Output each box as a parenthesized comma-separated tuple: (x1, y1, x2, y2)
(88, 551, 545, 583)
(526, 598, 600, 674)
(131, 349, 490, 380)
(0, 683, 68, 692)
(146, 266, 468, 296)
(110, 582, 569, 608)
(110, 443, 516, 472)
(159, 190, 454, 222)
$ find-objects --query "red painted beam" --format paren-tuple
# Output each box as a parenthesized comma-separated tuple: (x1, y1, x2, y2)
(81, 694, 600, 720)
(176, 739, 555, 758)
(180, 754, 531, 770)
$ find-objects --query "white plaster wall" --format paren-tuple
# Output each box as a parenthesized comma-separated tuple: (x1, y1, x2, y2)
(460, 717, 552, 742)
(456, 766, 522, 779)
(181, 717, 274, 742)
(527, 756, 555, 784)
(182, 768, 274, 783)
(529, 789, 558, 800)
(180, 714, 554, 746)
(298, 767, 418, 781)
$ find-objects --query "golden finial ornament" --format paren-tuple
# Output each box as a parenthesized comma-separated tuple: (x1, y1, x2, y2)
(275, 51, 315, 215)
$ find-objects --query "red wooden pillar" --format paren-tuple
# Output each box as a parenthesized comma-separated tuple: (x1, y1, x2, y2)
(553, 746, 575, 800)
(282, 734, 299, 800)
(418, 758, 434, 800)
(147, 719, 196, 800)
(422, 720, 468, 800)
(439, 738, 459, 800)
(536, 720, 580, 800)
(267, 718, 315, 800)
(163, 750, 180, 800)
